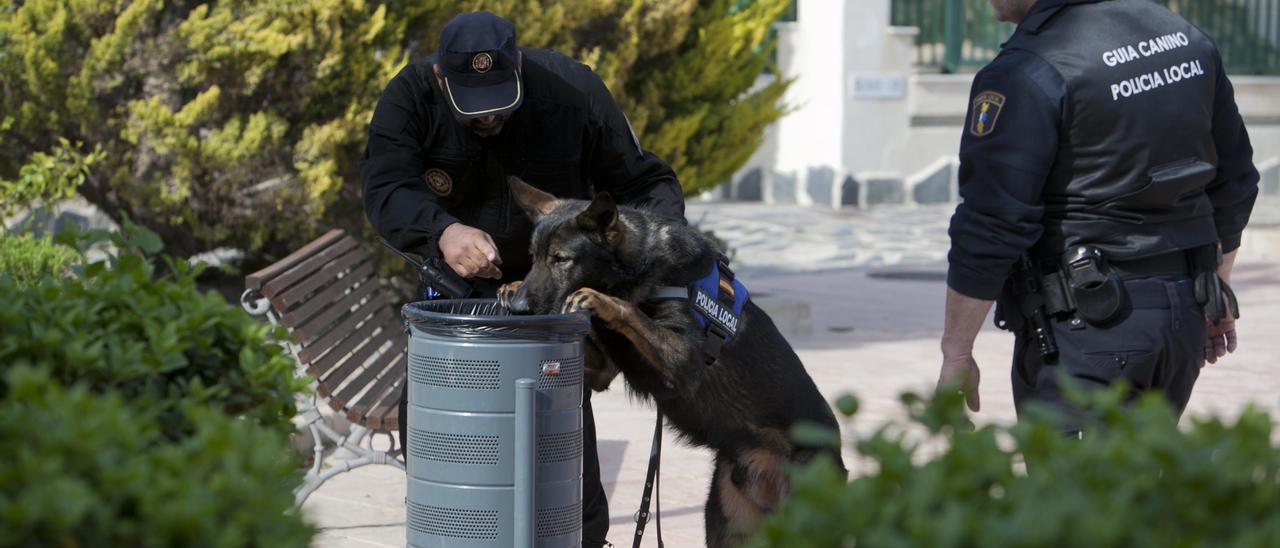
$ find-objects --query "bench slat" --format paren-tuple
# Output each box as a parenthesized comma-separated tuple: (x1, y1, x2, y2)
(294, 293, 388, 346)
(245, 229, 345, 291)
(330, 349, 403, 414)
(371, 397, 401, 431)
(366, 376, 404, 432)
(282, 269, 379, 328)
(314, 323, 399, 397)
(305, 309, 398, 379)
(345, 354, 407, 425)
(368, 378, 401, 430)
(261, 236, 359, 300)
(298, 306, 394, 364)
(272, 257, 372, 312)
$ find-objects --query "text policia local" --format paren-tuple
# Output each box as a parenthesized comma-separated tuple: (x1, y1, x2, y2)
(1103, 31, 1207, 102)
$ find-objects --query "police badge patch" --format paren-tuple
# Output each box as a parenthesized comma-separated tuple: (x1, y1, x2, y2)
(424, 168, 452, 196)
(969, 91, 1006, 137)
(471, 52, 493, 73)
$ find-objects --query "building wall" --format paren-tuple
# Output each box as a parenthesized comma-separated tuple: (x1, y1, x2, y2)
(719, 0, 1280, 206)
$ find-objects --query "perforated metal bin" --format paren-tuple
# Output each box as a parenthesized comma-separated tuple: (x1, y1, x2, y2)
(402, 300, 590, 548)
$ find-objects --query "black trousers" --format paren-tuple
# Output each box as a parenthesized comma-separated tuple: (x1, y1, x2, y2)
(1011, 276, 1205, 432)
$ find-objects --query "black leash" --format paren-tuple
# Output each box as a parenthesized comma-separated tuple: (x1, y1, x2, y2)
(632, 411, 664, 548)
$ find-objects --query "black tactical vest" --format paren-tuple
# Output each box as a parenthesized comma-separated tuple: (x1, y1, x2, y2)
(1004, 0, 1222, 261)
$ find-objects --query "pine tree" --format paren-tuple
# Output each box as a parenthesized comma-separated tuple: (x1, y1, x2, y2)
(0, 0, 408, 257)
(1, 0, 789, 260)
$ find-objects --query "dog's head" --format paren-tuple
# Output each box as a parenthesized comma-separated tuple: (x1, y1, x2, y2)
(507, 176, 628, 314)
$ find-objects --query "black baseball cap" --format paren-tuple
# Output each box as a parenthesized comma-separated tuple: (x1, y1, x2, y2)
(437, 12, 523, 120)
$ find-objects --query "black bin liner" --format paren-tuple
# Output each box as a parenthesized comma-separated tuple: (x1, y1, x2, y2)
(402, 299, 590, 342)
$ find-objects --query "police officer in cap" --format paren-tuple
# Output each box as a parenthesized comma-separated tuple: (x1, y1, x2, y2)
(935, 0, 1259, 431)
(361, 11, 685, 545)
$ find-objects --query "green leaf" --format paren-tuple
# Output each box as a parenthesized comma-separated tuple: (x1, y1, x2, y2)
(789, 421, 841, 450)
(835, 393, 859, 417)
(128, 225, 164, 255)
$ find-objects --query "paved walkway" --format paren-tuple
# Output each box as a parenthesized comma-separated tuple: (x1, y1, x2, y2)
(306, 199, 1280, 547)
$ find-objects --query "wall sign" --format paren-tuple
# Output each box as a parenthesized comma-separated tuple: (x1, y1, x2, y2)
(851, 73, 906, 100)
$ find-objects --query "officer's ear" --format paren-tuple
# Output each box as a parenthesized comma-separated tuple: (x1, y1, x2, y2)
(508, 176, 558, 220)
(576, 192, 619, 244)
(432, 64, 444, 89)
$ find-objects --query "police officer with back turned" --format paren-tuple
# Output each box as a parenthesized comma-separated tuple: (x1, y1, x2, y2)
(360, 12, 685, 546)
(935, 0, 1260, 432)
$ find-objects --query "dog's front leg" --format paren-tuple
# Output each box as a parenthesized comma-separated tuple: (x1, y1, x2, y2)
(582, 335, 622, 391)
(562, 288, 692, 385)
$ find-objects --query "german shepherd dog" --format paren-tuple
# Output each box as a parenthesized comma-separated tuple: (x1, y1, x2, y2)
(498, 178, 844, 547)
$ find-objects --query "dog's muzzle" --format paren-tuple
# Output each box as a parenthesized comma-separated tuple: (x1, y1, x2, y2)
(507, 283, 531, 314)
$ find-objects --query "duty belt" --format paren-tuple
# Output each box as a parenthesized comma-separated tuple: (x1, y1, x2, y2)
(1038, 250, 1195, 316)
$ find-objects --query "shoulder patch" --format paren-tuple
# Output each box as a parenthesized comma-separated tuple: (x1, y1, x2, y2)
(969, 91, 1006, 137)
(424, 168, 452, 197)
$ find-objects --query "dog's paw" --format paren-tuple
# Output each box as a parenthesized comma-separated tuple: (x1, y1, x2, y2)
(563, 287, 621, 318)
(497, 281, 524, 309)
(561, 287, 600, 314)
(563, 288, 629, 325)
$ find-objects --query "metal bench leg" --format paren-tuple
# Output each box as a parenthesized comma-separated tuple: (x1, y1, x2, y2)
(332, 424, 371, 461)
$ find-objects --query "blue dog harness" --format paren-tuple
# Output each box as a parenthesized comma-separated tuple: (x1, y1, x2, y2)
(649, 256, 748, 364)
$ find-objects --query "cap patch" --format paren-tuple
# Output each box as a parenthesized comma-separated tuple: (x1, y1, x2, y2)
(970, 91, 1006, 137)
(424, 168, 453, 196)
(471, 52, 493, 73)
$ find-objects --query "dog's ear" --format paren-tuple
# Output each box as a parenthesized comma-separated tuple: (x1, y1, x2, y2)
(508, 176, 558, 220)
(576, 192, 619, 242)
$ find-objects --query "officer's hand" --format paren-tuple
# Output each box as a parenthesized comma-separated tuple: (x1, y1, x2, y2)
(1204, 313, 1238, 365)
(937, 353, 981, 412)
(439, 223, 503, 280)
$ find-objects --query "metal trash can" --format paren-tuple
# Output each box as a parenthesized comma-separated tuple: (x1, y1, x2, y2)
(402, 300, 590, 548)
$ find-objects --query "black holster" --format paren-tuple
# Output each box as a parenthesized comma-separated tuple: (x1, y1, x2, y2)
(1059, 246, 1125, 325)
(994, 253, 1059, 363)
(1188, 245, 1240, 325)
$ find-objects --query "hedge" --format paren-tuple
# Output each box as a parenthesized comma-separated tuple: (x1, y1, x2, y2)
(751, 385, 1280, 547)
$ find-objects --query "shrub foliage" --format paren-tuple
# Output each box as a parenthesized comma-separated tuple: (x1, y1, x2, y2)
(0, 224, 313, 545)
(0, 367, 313, 547)
(1, 0, 790, 261)
(0, 233, 78, 288)
(0, 229, 303, 439)
(751, 386, 1280, 547)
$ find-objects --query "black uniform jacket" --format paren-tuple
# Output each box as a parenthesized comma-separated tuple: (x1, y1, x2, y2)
(361, 48, 685, 283)
(946, 0, 1259, 300)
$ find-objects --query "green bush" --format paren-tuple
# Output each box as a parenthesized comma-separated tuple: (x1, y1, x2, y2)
(0, 233, 78, 288)
(0, 366, 313, 547)
(2, 1, 789, 262)
(751, 386, 1280, 547)
(0, 233, 306, 440)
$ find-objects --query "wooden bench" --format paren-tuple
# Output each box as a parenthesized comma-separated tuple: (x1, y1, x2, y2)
(240, 228, 407, 504)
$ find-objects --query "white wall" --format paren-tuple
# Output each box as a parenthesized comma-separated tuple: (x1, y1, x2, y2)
(723, 0, 1280, 206)
(773, 1, 848, 203)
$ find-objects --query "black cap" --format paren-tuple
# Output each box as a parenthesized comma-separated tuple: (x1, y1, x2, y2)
(437, 12, 523, 119)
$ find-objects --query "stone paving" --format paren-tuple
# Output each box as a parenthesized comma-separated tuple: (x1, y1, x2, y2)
(687, 202, 953, 276)
(306, 198, 1280, 547)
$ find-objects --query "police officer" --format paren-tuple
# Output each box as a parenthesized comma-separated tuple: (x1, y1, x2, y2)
(935, 0, 1259, 431)
(361, 12, 685, 546)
